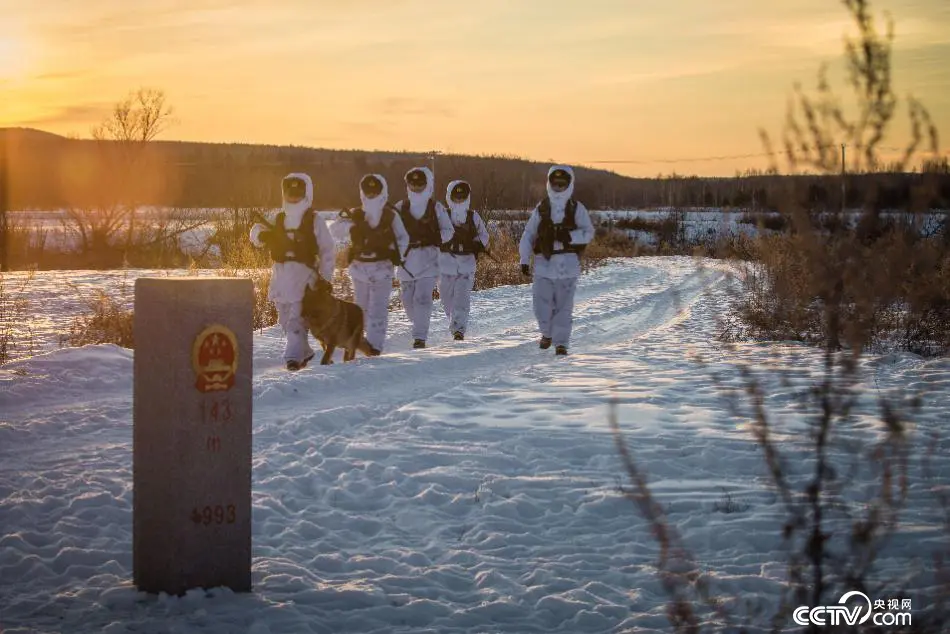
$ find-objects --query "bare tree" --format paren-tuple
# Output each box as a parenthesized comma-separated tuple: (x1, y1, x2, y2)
(92, 88, 175, 256)
(92, 88, 174, 145)
(58, 89, 175, 265)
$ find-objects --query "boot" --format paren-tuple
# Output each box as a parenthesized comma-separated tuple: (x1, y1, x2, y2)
(555, 345, 568, 356)
(286, 360, 301, 371)
(413, 339, 426, 349)
(453, 331, 464, 341)
(539, 336, 552, 350)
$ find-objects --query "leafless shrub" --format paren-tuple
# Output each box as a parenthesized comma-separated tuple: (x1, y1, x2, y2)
(739, 212, 789, 233)
(617, 1, 949, 631)
(0, 270, 36, 364)
(58, 88, 176, 267)
(738, 0, 948, 357)
(474, 225, 524, 291)
(60, 279, 134, 349)
(2, 215, 50, 269)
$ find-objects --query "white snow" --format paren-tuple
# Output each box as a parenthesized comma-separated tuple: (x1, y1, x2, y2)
(1, 257, 947, 633)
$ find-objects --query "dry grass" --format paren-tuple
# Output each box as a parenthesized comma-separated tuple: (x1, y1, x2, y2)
(60, 280, 134, 350)
(473, 226, 525, 291)
(3, 217, 53, 270)
(0, 270, 37, 365)
(730, 202, 950, 357)
(211, 234, 278, 332)
(611, 213, 685, 246)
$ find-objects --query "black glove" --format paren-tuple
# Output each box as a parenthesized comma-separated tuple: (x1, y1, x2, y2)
(257, 230, 273, 246)
(521, 264, 530, 276)
(556, 226, 572, 245)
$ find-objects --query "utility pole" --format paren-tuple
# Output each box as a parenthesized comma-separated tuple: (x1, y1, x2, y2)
(0, 131, 8, 272)
(840, 143, 846, 213)
(429, 151, 438, 186)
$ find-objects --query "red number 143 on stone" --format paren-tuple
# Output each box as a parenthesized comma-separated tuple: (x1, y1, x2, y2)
(200, 399, 232, 424)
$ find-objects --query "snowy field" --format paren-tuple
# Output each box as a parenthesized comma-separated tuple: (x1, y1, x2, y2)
(1, 257, 948, 633)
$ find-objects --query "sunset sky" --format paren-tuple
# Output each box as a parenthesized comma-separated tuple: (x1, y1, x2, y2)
(1, 0, 948, 177)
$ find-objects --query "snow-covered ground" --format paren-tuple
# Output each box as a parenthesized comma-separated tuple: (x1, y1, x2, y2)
(1, 257, 948, 633)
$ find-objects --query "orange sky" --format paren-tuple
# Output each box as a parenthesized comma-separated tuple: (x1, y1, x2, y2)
(1, 0, 948, 177)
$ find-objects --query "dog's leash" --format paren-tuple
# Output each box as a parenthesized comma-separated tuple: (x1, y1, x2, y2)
(400, 257, 419, 280)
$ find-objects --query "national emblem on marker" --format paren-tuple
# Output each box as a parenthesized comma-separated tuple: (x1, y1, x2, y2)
(192, 324, 239, 392)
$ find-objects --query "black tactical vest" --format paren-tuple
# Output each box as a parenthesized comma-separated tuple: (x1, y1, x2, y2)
(533, 198, 585, 259)
(442, 209, 485, 257)
(398, 199, 441, 249)
(347, 206, 400, 265)
(267, 209, 320, 268)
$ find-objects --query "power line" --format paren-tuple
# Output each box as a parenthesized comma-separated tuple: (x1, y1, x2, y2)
(580, 144, 946, 167)
(581, 144, 841, 166)
(584, 151, 772, 165)
(153, 144, 948, 170)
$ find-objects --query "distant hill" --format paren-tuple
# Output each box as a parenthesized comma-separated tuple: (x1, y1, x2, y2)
(0, 128, 652, 211)
(2, 128, 947, 211)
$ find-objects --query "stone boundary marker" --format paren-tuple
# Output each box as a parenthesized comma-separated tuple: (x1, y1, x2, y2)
(133, 278, 253, 595)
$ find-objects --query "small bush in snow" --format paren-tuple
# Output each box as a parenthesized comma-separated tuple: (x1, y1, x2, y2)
(60, 283, 134, 350)
(0, 270, 36, 365)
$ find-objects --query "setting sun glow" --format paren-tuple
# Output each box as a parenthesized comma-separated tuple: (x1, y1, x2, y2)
(1, 0, 948, 176)
(0, 33, 30, 81)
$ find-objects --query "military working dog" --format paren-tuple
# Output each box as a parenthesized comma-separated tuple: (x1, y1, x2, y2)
(301, 283, 378, 365)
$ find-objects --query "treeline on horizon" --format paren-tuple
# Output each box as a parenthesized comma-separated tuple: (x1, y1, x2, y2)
(3, 127, 949, 212)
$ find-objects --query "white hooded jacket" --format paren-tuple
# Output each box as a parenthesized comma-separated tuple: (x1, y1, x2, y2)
(396, 166, 454, 281)
(439, 180, 490, 276)
(329, 173, 410, 283)
(249, 173, 336, 302)
(518, 165, 595, 280)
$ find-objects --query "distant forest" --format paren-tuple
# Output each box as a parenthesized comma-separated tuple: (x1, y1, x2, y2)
(2, 127, 949, 212)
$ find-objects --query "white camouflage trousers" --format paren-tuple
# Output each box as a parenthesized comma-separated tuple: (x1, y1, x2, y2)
(276, 300, 314, 364)
(532, 277, 578, 347)
(400, 276, 437, 341)
(353, 276, 393, 352)
(439, 273, 475, 336)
